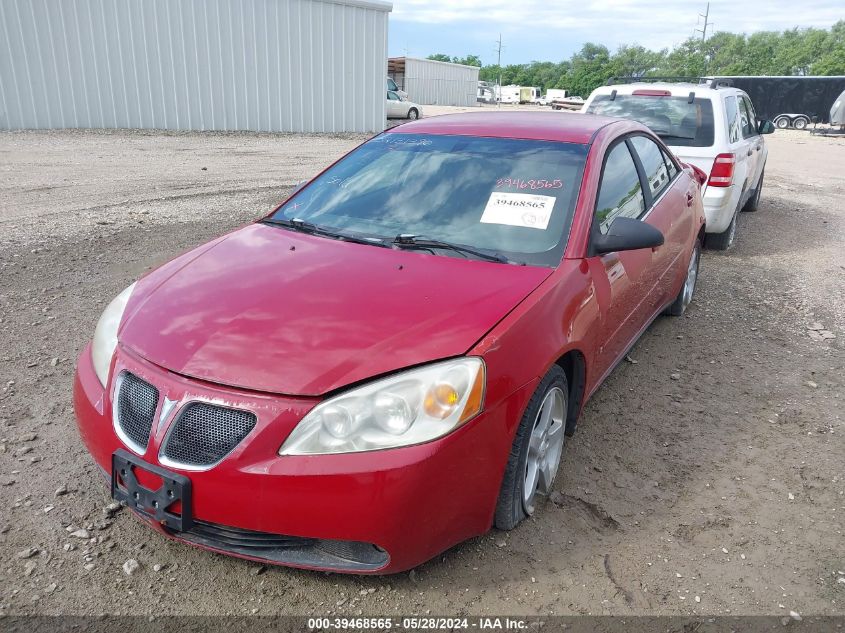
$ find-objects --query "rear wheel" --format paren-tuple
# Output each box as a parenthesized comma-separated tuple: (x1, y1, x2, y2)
(494, 366, 568, 530)
(706, 208, 738, 251)
(665, 240, 701, 316)
(742, 168, 764, 212)
(792, 117, 808, 130)
(407, 108, 419, 120)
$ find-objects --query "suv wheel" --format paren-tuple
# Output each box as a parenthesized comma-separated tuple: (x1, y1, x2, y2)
(706, 209, 738, 251)
(742, 168, 764, 212)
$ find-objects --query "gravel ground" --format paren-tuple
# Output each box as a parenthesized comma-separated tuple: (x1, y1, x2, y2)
(0, 124, 843, 617)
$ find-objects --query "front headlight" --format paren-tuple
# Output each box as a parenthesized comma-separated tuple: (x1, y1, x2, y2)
(91, 283, 136, 386)
(279, 358, 485, 455)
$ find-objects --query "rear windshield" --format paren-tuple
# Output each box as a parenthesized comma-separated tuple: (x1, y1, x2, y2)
(270, 134, 588, 267)
(587, 95, 715, 147)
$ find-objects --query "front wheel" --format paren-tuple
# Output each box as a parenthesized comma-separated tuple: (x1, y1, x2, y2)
(665, 240, 701, 316)
(775, 117, 791, 129)
(494, 366, 568, 530)
(407, 108, 419, 120)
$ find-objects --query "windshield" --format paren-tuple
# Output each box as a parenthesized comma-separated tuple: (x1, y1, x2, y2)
(268, 134, 588, 267)
(587, 95, 715, 147)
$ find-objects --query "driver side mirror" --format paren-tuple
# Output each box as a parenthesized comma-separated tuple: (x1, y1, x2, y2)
(593, 217, 665, 255)
(758, 119, 775, 134)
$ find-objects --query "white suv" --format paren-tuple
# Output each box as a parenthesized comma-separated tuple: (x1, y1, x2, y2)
(582, 80, 774, 249)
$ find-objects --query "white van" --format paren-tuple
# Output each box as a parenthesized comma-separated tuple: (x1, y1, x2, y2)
(583, 80, 774, 249)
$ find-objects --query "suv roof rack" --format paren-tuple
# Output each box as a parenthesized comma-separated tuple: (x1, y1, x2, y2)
(606, 76, 698, 86)
(605, 76, 734, 90)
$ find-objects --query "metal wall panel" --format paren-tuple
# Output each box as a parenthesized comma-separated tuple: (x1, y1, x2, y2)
(403, 57, 479, 107)
(0, 0, 391, 132)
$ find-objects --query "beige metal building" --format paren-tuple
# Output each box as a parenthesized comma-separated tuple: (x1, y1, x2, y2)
(388, 57, 479, 107)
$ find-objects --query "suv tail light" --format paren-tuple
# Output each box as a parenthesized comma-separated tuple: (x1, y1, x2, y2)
(708, 153, 735, 187)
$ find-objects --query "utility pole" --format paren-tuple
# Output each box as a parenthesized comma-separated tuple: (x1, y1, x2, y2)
(495, 33, 503, 107)
(695, 3, 713, 42)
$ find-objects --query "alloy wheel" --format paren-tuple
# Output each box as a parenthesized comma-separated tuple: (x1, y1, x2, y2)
(523, 387, 566, 515)
(682, 244, 700, 308)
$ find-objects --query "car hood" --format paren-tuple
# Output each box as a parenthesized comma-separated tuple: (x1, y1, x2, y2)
(119, 224, 551, 396)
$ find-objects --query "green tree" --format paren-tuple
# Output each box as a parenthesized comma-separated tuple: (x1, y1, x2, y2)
(426, 54, 452, 63)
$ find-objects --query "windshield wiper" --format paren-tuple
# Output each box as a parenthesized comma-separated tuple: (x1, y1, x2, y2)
(392, 234, 519, 264)
(261, 218, 389, 248)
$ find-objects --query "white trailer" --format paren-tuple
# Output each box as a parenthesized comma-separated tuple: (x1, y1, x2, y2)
(544, 89, 568, 103)
(499, 85, 522, 104)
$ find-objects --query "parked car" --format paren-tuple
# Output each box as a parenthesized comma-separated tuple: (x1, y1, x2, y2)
(583, 80, 774, 249)
(74, 111, 705, 574)
(387, 90, 421, 120)
(387, 76, 408, 100)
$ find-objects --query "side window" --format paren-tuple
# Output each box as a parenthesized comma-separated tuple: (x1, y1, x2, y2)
(743, 96, 759, 135)
(630, 136, 671, 200)
(660, 147, 679, 180)
(387, 91, 399, 101)
(725, 95, 742, 143)
(595, 142, 645, 235)
(739, 97, 755, 138)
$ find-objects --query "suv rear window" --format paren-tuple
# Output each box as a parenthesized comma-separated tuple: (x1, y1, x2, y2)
(587, 95, 715, 148)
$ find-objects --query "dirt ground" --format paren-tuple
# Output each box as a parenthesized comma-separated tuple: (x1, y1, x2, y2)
(0, 120, 843, 617)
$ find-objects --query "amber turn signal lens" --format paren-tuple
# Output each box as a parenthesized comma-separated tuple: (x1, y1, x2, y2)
(458, 363, 485, 424)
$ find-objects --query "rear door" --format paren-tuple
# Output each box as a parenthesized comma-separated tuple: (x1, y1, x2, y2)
(737, 95, 759, 200)
(629, 135, 695, 306)
(741, 94, 766, 184)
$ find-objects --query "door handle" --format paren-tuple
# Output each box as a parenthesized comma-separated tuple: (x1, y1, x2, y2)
(686, 192, 694, 206)
(747, 149, 753, 157)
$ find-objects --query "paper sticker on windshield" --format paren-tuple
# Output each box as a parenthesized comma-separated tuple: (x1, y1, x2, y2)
(480, 192, 556, 230)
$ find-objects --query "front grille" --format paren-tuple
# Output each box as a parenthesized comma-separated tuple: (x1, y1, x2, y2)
(116, 373, 159, 452)
(161, 402, 256, 468)
(169, 520, 389, 571)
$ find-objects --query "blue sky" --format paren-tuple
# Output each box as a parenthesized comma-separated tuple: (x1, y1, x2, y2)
(388, 0, 844, 64)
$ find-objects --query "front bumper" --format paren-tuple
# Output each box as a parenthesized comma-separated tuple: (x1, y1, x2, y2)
(73, 344, 535, 573)
(701, 184, 740, 233)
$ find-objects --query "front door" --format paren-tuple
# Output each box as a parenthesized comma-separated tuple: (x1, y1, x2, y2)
(586, 139, 660, 378)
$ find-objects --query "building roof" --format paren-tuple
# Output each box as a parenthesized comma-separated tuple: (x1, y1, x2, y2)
(385, 111, 622, 144)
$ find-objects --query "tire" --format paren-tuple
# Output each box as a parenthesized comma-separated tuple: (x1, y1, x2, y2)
(742, 168, 764, 212)
(407, 108, 419, 120)
(792, 117, 808, 130)
(665, 240, 701, 316)
(494, 366, 568, 530)
(706, 207, 738, 251)
(775, 117, 791, 129)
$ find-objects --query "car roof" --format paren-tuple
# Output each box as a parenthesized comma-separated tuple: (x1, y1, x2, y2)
(589, 82, 738, 98)
(386, 111, 622, 144)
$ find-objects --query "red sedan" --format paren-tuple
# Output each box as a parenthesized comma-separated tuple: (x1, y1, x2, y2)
(74, 112, 705, 574)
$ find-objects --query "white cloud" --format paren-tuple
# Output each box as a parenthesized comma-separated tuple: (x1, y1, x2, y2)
(391, 0, 843, 51)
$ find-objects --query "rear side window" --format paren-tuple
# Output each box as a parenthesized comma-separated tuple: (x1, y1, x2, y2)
(740, 96, 758, 137)
(587, 95, 715, 147)
(630, 136, 671, 200)
(661, 148, 679, 179)
(739, 97, 755, 138)
(725, 96, 742, 143)
(595, 143, 645, 234)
